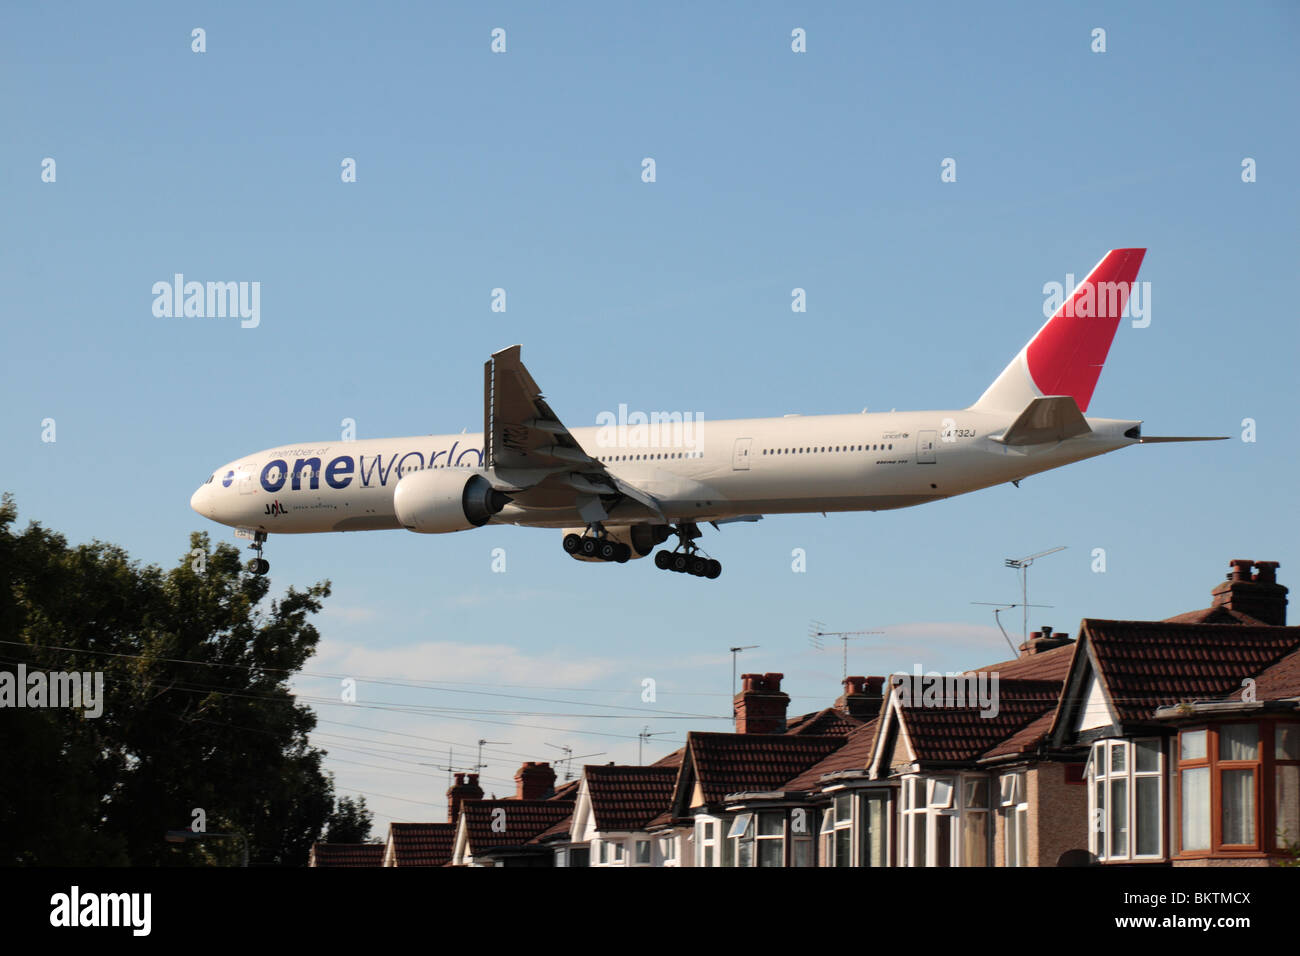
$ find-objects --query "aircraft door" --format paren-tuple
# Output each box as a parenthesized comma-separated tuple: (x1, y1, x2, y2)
(732, 437, 752, 471)
(917, 431, 937, 464)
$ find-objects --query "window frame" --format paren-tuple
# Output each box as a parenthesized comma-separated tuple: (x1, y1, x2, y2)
(1172, 720, 1300, 859)
(1087, 737, 1165, 862)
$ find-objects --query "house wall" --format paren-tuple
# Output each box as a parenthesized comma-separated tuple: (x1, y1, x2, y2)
(1030, 763, 1088, 867)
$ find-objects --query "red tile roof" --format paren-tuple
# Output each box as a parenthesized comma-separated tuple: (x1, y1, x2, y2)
(781, 719, 879, 790)
(969, 640, 1076, 683)
(898, 678, 1062, 763)
(785, 707, 864, 737)
(385, 823, 455, 867)
(1224, 647, 1300, 702)
(585, 765, 680, 832)
(980, 711, 1055, 759)
(1082, 619, 1300, 722)
(461, 799, 577, 854)
(309, 842, 384, 867)
(1164, 606, 1269, 627)
(686, 732, 845, 803)
(650, 748, 684, 768)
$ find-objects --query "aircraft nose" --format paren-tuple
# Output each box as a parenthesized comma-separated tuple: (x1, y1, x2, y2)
(190, 486, 209, 518)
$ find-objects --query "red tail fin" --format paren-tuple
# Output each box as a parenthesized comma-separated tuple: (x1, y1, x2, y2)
(972, 248, 1146, 414)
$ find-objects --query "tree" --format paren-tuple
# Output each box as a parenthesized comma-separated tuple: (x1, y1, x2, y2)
(0, 494, 335, 865)
(325, 795, 374, 843)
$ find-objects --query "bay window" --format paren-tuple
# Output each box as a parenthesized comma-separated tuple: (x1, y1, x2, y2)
(1000, 772, 1028, 867)
(901, 774, 990, 866)
(1176, 721, 1300, 857)
(1087, 738, 1163, 861)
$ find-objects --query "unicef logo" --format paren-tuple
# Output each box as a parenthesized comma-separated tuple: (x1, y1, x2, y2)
(222, 470, 235, 488)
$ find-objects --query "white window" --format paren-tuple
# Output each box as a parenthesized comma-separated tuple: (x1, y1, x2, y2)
(725, 812, 752, 867)
(612, 842, 624, 863)
(756, 811, 785, 867)
(820, 794, 853, 866)
(634, 839, 651, 864)
(901, 775, 988, 866)
(695, 818, 718, 867)
(1088, 738, 1163, 861)
(858, 791, 891, 867)
(1000, 772, 1028, 867)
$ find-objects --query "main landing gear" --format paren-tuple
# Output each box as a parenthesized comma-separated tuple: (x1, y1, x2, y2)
(563, 526, 631, 563)
(249, 531, 270, 576)
(654, 523, 721, 579)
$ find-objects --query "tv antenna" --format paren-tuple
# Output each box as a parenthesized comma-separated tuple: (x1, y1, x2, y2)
(809, 621, 884, 680)
(544, 743, 606, 781)
(729, 645, 760, 696)
(1003, 546, 1066, 643)
(971, 602, 1054, 656)
(638, 725, 673, 764)
(475, 739, 511, 775)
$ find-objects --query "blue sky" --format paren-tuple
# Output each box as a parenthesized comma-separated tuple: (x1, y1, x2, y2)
(3, 2, 1297, 827)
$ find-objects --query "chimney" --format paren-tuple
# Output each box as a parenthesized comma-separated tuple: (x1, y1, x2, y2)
(1211, 560, 1288, 626)
(835, 675, 885, 718)
(1018, 625, 1074, 657)
(514, 761, 557, 801)
(446, 772, 483, 825)
(733, 672, 790, 734)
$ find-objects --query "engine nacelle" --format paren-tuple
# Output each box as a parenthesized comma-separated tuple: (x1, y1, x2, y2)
(394, 469, 511, 534)
(561, 524, 670, 560)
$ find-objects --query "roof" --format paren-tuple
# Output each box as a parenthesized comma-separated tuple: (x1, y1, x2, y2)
(781, 718, 879, 790)
(1224, 646, 1300, 702)
(686, 732, 845, 804)
(898, 677, 1063, 763)
(1164, 606, 1269, 627)
(980, 711, 1055, 759)
(1081, 619, 1300, 723)
(461, 798, 577, 854)
(650, 748, 684, 768)
(970, 640, 1076, 683)
(385, 823, 455, 867)
(785, 707, 865, 737)
(309, 842, 384, 867)
(585, 765, 679, 832)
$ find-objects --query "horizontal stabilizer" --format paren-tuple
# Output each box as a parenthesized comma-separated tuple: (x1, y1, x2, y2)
(1139, 436, 1229, 443)
(992, 396, 1091, 446)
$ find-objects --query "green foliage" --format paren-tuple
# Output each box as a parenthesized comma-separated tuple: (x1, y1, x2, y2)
(325, 795, 374, 844)
(0, 493, 337, 866)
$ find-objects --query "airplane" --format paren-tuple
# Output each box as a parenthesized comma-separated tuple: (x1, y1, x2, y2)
(190, 248, 1224, 580)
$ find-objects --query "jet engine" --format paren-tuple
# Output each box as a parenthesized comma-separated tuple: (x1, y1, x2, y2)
(394, 469, 511, 533)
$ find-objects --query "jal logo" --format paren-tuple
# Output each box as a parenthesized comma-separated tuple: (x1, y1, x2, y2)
(222, 470, 235, 488)
(264, 500, 287, 516)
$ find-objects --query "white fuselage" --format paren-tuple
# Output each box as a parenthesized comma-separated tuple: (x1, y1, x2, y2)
(190, 409, 1139, 535)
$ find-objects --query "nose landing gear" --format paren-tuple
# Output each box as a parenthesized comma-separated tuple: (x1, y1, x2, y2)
(249, 531, 270, 576)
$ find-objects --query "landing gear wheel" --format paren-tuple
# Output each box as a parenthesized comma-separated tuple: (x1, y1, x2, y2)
(580, 537, 599, 557)
(706, 559, 722, 579)
(689, 556, 708, 576)
(671, 553, 689, 573)
(654, 550, 672, 570)
(563, 533, 583, 554)
(614, 542, 631, 563)
(248, 531, 270, 577)
(599, 540, 618, 561)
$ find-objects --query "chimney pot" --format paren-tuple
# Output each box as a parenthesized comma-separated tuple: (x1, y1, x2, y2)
(1211, 559, 1287, 625)
(733, 671, 790, 733)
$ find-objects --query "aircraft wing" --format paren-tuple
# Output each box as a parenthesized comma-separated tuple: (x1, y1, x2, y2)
(484, 345, 665, 522)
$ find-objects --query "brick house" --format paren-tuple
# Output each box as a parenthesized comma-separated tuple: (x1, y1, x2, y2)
(1049, 560, 1300, 866)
